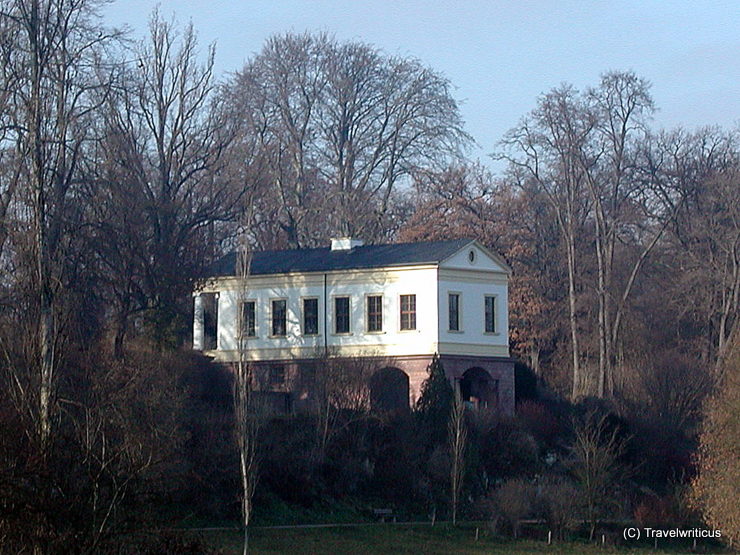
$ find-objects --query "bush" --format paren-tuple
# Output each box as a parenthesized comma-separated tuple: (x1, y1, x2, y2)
(479, 417, 540, 479)
(691, 333, 740, 546)
(634, 495, 673, 529)
(568, 410, 630, 540)
(259, 417, 321, 505)
(535, 478, 579, 540)
(516, 401, 562, 450)
(634, 485, 699, 530)
(0, 345, 197, 553)
(514, 362, 539, 402)
(364, 417, 423, 509)
(129, 531, 223, 554)
(488, 478, 534, 538)
(424, 444, 451, 512)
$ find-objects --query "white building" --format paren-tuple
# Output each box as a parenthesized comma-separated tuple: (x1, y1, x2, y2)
(193, 238, 515, 414)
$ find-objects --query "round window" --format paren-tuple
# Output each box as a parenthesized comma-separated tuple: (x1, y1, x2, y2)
(468, 249, 476, 263)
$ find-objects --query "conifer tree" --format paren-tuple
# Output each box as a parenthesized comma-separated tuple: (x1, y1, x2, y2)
(415, 355, 454, 445)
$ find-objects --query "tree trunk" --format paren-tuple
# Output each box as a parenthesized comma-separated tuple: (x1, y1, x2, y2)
(448, 390, 467, 526)
(29, 0, 55, 454)
(595, 232, 607, 399)
(113, 313, 128, 360)
(565, 227, 582, 399)
(240, 436, 251, 555)
(529, 344, 541, 376)
(715, 251, 739, 373)
(38, 295, 54, 451)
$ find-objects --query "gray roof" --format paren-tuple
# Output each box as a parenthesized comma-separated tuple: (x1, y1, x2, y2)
(211, 239, 474, 277)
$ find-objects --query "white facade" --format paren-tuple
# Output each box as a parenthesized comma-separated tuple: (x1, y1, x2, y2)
(194, 241, 510, 363)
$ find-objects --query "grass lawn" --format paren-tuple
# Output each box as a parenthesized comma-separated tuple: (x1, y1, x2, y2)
(198, 523, 729, 554)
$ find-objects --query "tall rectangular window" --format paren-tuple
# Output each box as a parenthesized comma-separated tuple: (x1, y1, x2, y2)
(366, 295, 383, 332)
(485, 295, 496, 333)
(449, 293, 460, 331)
(400, 294, 416, 330)
(335, 296, 350, 334)
(240, 300, 256, 337)
(271, 299, 287, 336)
(303, 298, 319, 335)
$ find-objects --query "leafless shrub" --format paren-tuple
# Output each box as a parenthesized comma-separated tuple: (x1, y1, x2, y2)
(488, 478, 534, 538)
(568, 410, 629, 540)
(535, 477, 579, 540)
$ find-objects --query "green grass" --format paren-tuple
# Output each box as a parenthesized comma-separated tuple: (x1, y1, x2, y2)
(197, 523, 731, 555)
(250, 496, 369, 527)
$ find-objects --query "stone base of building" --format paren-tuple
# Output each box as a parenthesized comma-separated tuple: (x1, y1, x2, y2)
(438, 354, 515, 415)
(229, 353, 514, 416)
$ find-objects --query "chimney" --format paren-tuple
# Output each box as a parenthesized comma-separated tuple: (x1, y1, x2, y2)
(330, 237, 364, 251)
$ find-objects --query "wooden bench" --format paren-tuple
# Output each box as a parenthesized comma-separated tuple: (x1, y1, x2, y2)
(372, 508, 396, 522)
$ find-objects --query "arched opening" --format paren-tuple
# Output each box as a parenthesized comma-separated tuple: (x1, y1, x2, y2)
(459, 367, 498, 411)
(369, 367, 410, 413)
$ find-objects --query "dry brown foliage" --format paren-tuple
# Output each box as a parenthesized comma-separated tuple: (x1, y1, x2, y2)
(692, 331, 740, 545)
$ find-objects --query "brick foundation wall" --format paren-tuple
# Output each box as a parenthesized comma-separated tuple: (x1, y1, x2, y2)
(438, 355, 515, 415)
(239, 353, 515, 416)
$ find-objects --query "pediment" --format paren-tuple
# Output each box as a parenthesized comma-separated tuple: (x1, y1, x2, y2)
(439, 241, 511, 274)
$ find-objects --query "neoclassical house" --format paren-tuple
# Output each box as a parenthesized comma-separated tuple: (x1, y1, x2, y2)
(193, 238, 514, 414)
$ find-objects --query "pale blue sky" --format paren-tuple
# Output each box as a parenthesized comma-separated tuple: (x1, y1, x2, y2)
(103, 1, 740, 163)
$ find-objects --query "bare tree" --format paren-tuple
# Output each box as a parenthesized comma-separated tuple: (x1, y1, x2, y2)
(68, 350, 188, 553)
(90, 9, 241, 352)
(583, 72, 656, 396)
(448, 388, 467, 525)
(312, 350, 379, 463)
(229, 32, 470, 247)
(1, 0, 118, 453)
(535, 478, 579, 541)
(230, 33, 327, 248)
(655, 128, 740, 368)
(317, 41, 470, 239)
(233, 196, 260, 554)
(499, 85, 593, 398)
(499, 73, 686, 398)
(0, 10, 20, 261)
(625, 350, 712, 432)
(569, 411, 628, 540)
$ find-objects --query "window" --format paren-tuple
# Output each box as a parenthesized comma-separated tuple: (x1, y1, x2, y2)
(400, 294, 416, 330)
(448, 293, 460, 331)
(271, 299, 287, 336)
(240, 300, 256, 337)
(334, 296, 350, 334)
(485, 295, 496, 333)
(303, 298, 319, 335)
(268, 364, 285, 386)
(366, 295, 383, 332)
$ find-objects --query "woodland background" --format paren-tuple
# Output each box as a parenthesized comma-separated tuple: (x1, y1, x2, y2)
(0, 1, 737, 553)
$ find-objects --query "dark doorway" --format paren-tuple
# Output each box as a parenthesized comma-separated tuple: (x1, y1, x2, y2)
(202, 293, 218, 350)
(459, 367, 498, 410)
